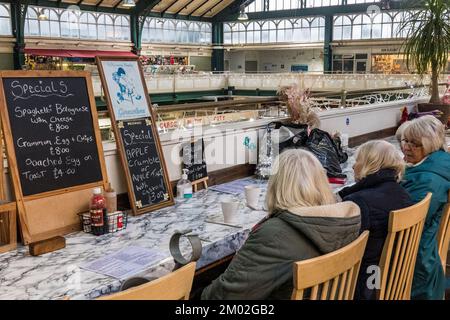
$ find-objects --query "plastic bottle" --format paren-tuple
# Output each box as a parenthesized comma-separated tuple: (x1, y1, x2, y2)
(104, 183, 117, 214)
(177, 169, 193, 199)
(90, 187, 106, 236)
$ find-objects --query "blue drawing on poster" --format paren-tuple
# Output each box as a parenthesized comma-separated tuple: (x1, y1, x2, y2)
(112, 67, 142, 105)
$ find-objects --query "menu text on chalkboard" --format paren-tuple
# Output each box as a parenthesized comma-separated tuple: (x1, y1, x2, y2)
(2, 77, 103, 196)
(182, 139, 208, 182)
(118, 119, 169, 209)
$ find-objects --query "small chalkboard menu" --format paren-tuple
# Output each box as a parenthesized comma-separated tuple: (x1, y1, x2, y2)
(0, 71, 108, 244)
(119, 119, 169, 209)
(96, 56, 174, 215)
(182, 139, 208, 182)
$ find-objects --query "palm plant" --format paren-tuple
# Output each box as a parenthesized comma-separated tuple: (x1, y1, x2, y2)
(400, 0, 450, 104)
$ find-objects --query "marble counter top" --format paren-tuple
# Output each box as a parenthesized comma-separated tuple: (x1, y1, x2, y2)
(0, 148, 357, 301)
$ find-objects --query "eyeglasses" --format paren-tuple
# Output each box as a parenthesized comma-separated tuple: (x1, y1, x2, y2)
(401, 139, 423, 149)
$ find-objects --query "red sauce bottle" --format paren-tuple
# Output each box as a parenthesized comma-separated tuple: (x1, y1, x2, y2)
(90, 187, 106, 236)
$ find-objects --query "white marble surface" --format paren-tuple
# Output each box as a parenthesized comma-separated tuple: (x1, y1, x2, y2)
(0, 150, 357, 300)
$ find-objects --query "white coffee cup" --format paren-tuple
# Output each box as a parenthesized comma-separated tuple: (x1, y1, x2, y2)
(245, 185, 261, 209)
(221, 201, 240, 223)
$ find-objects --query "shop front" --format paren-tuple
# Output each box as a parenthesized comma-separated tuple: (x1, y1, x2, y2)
(23, 48, 136, 72)
(331, 41, 408, 74)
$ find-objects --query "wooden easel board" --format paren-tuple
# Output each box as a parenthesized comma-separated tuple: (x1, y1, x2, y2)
(0, 71, 108, 244)
(0, 120, 17, 253)
(96, 56, 173, 215)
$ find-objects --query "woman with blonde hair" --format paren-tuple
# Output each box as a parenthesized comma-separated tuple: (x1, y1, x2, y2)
(202, 149, 361, 300)
(338, 140, 413, 300)
(400, 115, 450, 300)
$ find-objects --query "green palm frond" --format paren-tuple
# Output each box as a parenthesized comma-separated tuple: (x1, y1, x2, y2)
(399, 0, 450, 102)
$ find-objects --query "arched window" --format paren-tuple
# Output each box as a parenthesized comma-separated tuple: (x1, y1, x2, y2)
(114, 15, 130, 41)
(103, 15, 114, 40)
(165, 20, 176, 43)
(177, 21, 189, 43)
(80, 12, 97, 39)
(361, 14, 371, 39)
(25, 7, 40, 36)
(60, 9, 80, 38)
(0, 3, 11, 35)
(333, 15, 352, 40)
(381, 13, 393, 38)
(224, 23, 232, 44)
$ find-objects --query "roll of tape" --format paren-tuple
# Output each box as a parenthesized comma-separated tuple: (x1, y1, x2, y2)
(169, 229, 202, 265)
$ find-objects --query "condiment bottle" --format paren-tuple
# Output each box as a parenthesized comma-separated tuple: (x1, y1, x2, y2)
(104, 183, 117, 214)
(90, 187, 106, 236)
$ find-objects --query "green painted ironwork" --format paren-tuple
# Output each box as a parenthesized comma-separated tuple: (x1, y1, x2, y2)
(11, 0, 28, 70)
(211, 22, 224, 72)
(323, 15, 333, 72)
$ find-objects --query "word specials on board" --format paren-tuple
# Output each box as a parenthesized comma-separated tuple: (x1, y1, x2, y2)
(9, 80, 74, 101)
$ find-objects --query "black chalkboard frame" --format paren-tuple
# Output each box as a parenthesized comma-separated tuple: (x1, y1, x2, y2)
(0, 71, 109, 244)
(96, 56, 174, 215)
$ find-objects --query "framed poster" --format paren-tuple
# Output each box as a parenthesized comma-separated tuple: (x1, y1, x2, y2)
(98, 59, 150, 121)
(96, 56, 174, 215)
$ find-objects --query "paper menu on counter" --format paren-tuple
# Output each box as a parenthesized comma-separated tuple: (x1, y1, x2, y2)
(209, 177, 266, 195)
(80, 246, 169, 280)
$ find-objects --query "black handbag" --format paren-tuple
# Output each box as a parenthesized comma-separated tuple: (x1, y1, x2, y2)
(265, 122, 348, 178)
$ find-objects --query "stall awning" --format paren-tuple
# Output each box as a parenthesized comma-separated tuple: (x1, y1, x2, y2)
(24, 48, 136, 58)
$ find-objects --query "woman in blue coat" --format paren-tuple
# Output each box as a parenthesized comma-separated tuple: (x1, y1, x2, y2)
(338, 140, 413, 299)
(400, 115, 450, 300)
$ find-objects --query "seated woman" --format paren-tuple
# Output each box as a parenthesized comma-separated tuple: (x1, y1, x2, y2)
(338, 140, 413, 300)
(400, 115, 450, 300)
(201, 149, 361, 300)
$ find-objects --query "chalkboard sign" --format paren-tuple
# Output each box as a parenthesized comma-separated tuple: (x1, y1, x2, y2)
(97, 56, 174, 215)
(0, 71, 108, 244)
(1, 77, 103, 196)
(182, 139, 208, 182)
(118, 119, 169, 209)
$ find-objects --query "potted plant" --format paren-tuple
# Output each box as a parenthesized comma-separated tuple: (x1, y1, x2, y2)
(399, 0, 450, 125)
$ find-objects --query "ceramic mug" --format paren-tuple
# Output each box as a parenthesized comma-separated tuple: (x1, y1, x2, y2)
(244, 185, 261, 209)
(221, 201, 240, 223)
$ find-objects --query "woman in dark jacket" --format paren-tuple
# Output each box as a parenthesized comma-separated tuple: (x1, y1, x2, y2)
(338, 140, 413, 300)
(201, 149, 361, 300)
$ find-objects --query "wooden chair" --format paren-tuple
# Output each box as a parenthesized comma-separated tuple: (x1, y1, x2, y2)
(437, 190, 450, 275)
(98, 262, 196, 300)
(378, 193, 431, 300)
(291, 230, 369, 300)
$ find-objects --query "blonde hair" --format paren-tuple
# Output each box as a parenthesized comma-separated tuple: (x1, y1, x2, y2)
(306, 111, 321, 129)
(266, 149, 336, 214)
(354, 140, 405, 181)
(402, 115, 447, 155)
(395, 121, 410, 142)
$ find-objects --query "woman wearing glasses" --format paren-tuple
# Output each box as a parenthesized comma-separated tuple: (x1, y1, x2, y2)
(400, 115, 450, 300)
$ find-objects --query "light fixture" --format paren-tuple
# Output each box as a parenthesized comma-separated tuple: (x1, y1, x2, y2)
(122, 0, 136, 8)
(237, 5, 248, 21)
(38, 9, 48, 21)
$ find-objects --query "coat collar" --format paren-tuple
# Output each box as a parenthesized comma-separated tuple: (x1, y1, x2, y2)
(339, 168, 398, 199)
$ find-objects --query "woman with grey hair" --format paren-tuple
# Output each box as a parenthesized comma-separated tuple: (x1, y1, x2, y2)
(201, 149, 361, 300)
(400, 115, 450, 300)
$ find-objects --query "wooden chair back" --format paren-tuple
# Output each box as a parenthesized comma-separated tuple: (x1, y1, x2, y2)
(98, 262, 196, 300)
(378, 193, 431, 300)
(291, 231, 369, 300)
(437, 190, 450, 275)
